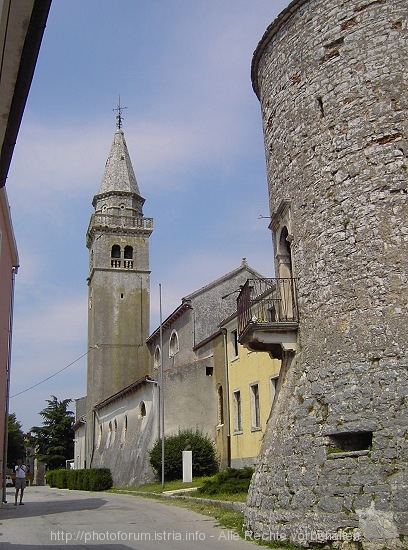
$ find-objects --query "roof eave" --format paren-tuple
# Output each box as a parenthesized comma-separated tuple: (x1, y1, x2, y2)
(0, 0, 52, 188)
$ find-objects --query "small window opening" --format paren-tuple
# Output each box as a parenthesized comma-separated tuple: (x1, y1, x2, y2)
(154, 346, 161, 370)
(217, 385, 224, 425)
(233, 390, 242, 433)
(169, 331, 179, 357)
(111, 244, 121, 268)
(231, 330, 239, 358)
(328, 431, 373, 453)
(97, 425, 102, 448)
(111, 245, 121, 258)
(123, 246, 134, 269)
(120, 293, 124, 299)
(139, 401, 146, 418)
(122, 415, 128, 440)
(206, 366, 213, 376)
(124, 246, 133, 259)
(250, 383, 261, 430)
(107, 422, 113, 447)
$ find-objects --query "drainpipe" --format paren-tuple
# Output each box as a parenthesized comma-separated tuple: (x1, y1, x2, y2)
(221, 328, 231, 467)
(90, 408, 100, 467)
(159, 284, 164, 489)
(2, 266, 17, 504)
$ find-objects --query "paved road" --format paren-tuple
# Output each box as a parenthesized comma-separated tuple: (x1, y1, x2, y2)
(0, 485, 257, 549)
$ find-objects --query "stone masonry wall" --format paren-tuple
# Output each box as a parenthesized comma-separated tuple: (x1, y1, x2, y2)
(246, 0, 408, 548)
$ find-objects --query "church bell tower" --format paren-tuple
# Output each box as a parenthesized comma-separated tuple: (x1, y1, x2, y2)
(85, 108, 153, 461)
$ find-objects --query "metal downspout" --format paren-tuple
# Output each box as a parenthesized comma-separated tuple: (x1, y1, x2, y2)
(2, 266, 17, 504)
(221, 328, 231, 467)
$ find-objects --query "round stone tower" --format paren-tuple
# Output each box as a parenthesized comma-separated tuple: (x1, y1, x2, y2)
(246, 0, 407, 547)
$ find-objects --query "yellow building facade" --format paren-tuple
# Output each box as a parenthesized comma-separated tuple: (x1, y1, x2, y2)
(220, 315, 281, 468)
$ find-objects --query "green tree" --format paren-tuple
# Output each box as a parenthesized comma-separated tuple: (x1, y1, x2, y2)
(30, 396, 74, 470)
(7, 413, 26, 468)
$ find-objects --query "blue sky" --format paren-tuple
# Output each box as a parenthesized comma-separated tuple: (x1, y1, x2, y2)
(6, 0, 290, 431)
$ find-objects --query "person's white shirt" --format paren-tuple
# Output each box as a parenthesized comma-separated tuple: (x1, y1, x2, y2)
(15, 463, 26, 479)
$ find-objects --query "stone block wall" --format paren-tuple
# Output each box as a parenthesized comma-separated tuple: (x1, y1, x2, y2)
(246, 0, 407, 547)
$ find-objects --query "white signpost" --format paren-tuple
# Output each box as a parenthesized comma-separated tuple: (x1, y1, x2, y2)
(182, 450, 192, 483)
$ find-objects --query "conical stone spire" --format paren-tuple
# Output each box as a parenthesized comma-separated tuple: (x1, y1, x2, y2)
(87, 121, 153, 250)
(98, 128, 141, 196)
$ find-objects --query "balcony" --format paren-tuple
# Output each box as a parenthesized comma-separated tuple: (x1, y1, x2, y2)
(237, 278, 299, 359)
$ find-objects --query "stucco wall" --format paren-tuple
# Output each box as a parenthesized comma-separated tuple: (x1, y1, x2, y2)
(91, 383, 158, 486)
(0, 189, 18, 489)
(158, 308, 196, 371)
(90, 361, 218, 486)
(247, 0, 408, 547)
(163, 360, 217, 440)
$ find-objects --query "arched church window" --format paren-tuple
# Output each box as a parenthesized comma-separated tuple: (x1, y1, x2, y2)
(124, 245, 134, 269)
(107, 422, 113, 447)
(169, 330, 179, 357)
(154, 346, 161, 370)
(111, 245, 121, 268)
(139, 401, 146, 418)
(217, 385, 224, 426)
(97, 425, 102, 448)
(111, 245, 121, 258)
(122, 415, 128, 442)
(124, 246, 133, 259)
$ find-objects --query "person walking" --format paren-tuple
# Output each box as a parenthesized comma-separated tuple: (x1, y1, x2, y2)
(14, 458, 27, 506)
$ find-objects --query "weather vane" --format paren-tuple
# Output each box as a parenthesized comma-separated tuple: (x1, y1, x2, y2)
(113, 96, 127, 129)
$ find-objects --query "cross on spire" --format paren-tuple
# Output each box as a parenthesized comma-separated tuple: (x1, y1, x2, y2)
(113, 97, 127, 129)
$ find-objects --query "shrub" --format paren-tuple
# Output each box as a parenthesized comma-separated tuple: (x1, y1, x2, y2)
(46, 468, 112, 491)
(198, 467, 254, 495)
(149, 428, 218, 481)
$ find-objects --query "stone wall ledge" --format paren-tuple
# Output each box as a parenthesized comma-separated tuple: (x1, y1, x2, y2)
(327, 449, 370, 460)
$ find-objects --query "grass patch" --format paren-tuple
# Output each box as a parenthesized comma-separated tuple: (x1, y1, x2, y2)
(198, 467, 253, 496)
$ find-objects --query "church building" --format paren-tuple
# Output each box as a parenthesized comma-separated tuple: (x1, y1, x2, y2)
(74, 111, 278, 486)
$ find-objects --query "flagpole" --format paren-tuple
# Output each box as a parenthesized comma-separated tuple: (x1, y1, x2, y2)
(159, 284, 165, 488)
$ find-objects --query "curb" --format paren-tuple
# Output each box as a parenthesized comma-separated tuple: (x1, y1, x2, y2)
(114, 490, 246, 513)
